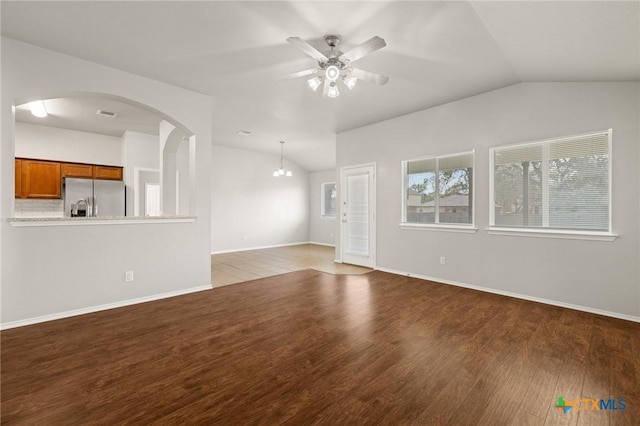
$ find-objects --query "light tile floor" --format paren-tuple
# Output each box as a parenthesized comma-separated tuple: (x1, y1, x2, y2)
(211, 244, 371, 287)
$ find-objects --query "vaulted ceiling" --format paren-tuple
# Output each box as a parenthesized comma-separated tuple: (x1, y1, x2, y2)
(2, 1, 638, 171)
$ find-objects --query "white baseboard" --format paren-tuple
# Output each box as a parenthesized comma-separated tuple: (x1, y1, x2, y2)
(1, 285, 212, 330)
(309, 241, 335, 247)
(375, 267, 640, 324)
(211, 241, 313, 255)
(211, 242, 335, 255)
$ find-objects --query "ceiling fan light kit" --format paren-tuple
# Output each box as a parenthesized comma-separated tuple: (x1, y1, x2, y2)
(325, 65, 340, 82)
(327, 82, 339, 98)
(285, 34, 389, 98)
(307, 76, 323, 91)
(343, 75, 357, 90)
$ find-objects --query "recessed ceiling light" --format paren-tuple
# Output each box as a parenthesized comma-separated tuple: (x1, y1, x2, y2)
(237, 130, 252, 136)
(28, 100, 48, 118)
(97, 109, 117, 118)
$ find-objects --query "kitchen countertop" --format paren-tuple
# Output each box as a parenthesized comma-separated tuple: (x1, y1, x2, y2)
(7, 215, 197, 227)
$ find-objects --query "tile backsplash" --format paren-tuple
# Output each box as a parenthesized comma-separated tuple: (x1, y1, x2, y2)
(14, 199, 64, 217)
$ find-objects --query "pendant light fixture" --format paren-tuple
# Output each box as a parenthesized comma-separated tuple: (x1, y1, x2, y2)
(273, 140, 293, 177)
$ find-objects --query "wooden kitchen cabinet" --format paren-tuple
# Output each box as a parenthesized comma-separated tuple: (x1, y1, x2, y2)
(62, 163, 124, 180)
(21, 159, 61, 199)
(16, 158, 123, 199)
(15, 159, 23, 198)
(93, 165, 123, 180)
(61, 162, 93, 179)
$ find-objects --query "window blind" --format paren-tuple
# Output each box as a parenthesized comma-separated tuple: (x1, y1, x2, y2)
(492, 130, 611, 232)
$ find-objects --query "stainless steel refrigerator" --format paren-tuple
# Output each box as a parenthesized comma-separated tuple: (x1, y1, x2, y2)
(63, 177, 125, 217)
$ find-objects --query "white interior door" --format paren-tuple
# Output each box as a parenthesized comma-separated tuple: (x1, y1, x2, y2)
(340, 164, 376, 268)
(134, 168, 159, 217)
(145, 183, 161, 216)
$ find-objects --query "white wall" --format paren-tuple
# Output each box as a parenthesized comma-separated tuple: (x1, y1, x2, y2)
(337, 82, 640, 319)
(15, 121, 122, 165)
(121, 130, 159, 217)
(176, 137, 191, 215)
(211, 145, 309, 253)
(309, 169, 337, 246)
(1, 38, 212, 325)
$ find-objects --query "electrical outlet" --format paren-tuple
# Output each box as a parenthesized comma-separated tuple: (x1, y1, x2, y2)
(125, 271, 134, 282)
(440, 257, 446, 265)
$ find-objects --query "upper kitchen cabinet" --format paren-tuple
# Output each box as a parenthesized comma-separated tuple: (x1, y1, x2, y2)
(93, 165, 123, 180)
(15, 159, 23, 198)
(21, 159, 61, 199)
(61, 162, 123, 180)
(16, 158, 124, 199)
(61, 162, 93, 179)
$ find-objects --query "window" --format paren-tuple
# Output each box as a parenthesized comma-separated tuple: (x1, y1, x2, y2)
(403, 151, 474, 226)
(321, 182, 337, 219)
(490, 130, 611, 232)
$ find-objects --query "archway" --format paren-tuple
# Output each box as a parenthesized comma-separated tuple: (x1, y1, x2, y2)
(13, 93, 196, 217)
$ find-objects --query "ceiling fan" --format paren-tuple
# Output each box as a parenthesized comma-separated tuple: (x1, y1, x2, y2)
(283, 34, 389, 98)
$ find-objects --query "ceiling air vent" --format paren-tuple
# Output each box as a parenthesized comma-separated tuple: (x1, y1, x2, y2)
(97, 109, 117, 118)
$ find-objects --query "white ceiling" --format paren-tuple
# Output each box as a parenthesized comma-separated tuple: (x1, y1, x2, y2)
(15, 96, 163, 137)
(2, 1, 638, 172)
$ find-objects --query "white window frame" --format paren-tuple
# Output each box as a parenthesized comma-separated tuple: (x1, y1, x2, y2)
(401, 150, 476, 233)
(488, 129, 616, 241)
(320, 182, 337, 220)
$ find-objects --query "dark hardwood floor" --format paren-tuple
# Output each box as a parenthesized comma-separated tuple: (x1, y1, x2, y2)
(2, 270, 639, 425)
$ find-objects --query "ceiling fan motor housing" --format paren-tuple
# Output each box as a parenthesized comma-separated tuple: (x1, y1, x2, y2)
(321, 35, 345, 68)
(319, 57, 344, 70)
(325, 35, 340, 47)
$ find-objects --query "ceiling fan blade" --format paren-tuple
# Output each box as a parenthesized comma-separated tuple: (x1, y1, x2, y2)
(279, 68, 318, 80)
(286, 37, 328, 62)
(322, 78, 330, 98)
(350, 68, 390, 85)
(339, 36, 386, 64)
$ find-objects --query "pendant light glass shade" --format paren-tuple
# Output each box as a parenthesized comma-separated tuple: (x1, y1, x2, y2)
(343, 75, 357, 90)
(307, 76, 323, 91)
(327, 82, 340, 98)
